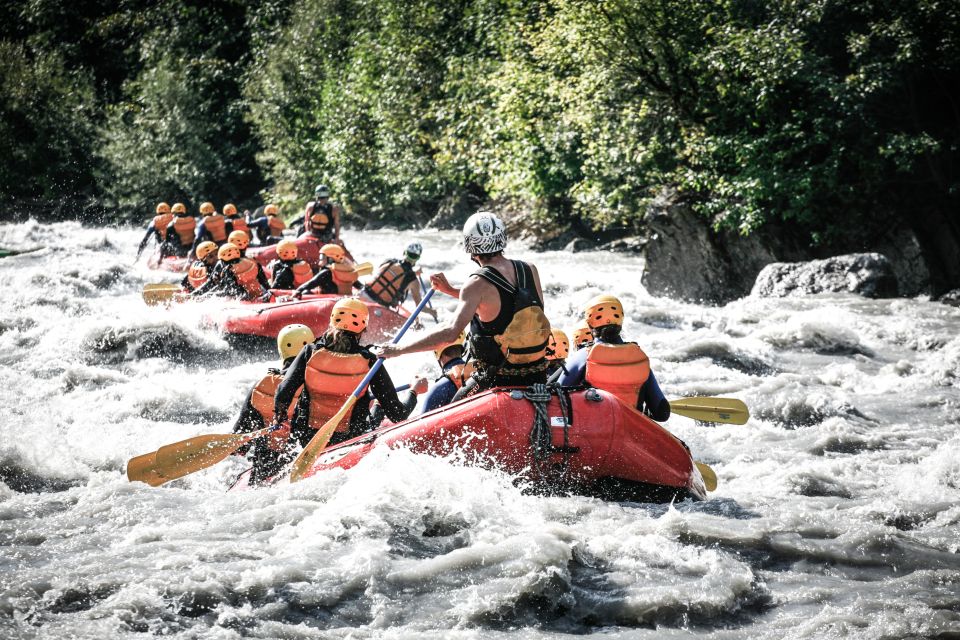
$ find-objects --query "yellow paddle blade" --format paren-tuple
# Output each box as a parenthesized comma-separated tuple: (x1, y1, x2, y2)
(127, 429, 268, 486)
(289, 396, 357, 483)
(695, 461, 718, 492)
(353, 262, 373, 277)
(670, 397, 749, 425)
(126, 451, 167, 487)
(142, 283, 181, 306)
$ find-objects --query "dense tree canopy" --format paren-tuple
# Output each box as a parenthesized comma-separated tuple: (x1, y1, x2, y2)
(1, 0, 958, 289)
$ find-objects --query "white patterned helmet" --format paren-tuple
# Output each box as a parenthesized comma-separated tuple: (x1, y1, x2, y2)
(462, 211, 506, 255)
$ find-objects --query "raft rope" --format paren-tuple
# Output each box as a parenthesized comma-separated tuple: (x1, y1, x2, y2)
(524, 383, 553, 464)
(523, 383, 574, 481)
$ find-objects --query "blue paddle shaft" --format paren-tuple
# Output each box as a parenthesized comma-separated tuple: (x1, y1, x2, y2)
(350, 288, 436, 400)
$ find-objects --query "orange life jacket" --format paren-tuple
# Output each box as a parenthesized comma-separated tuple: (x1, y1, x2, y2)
(366, 259, 415, 308)
(306, 201, 333, 233)
(250, 372, 302, 450)
(227, 216, 249, 236)
(331, 262, 358, 295)
(303, 349, 370, 431)
(444, 362, 477, 389)
(584, 342, 651, 407)
(291, 261, 313, 287)
(173, 216, 197, 245)
(267, 215, 285, 237)
(231, 258, 265, 298)
(204, 214, 227, 243)
(187, 260, 209, 289)
(153, 213, 173, 240)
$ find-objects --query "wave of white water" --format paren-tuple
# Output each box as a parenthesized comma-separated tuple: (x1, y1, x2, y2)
(1, 220, 958, 639)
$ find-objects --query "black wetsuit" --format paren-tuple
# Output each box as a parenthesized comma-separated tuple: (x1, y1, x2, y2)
(274, 334, 415, 449)
(294, 267, 338, 295)
(270, 259, 314, 290)
(231, 357, 295, 485)
(191, 259, 270, 300)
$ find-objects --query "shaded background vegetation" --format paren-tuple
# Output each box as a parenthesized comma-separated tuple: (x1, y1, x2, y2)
(2, 0, 958, 291)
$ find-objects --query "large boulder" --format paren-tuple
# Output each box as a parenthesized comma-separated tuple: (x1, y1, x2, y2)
(751, 253, 899, 298)
(640, 190, 800, 304)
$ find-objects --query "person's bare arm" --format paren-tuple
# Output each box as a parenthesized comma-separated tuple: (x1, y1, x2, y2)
(430, 272, 459, 298)
(530, 263, 545, 301)
(375, 276, 484, 358)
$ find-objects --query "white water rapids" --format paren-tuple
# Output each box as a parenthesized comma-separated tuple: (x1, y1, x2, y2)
(1, 220, 958, 639)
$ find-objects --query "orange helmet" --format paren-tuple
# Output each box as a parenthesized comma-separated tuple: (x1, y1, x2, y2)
(276, 239, 298, 261)
(583, 294, 625, 329)
(570, 320, 593, 350)
(156, 202, 171, 214)
(196, 241, 218, 261)
(199, 202, 216, 215)
(264, 204, 279, 216)
(218, 243, 241, 262)
(320, 243, 345, 262)
(222, 203, 237, 216)
(171, 202, 187, 215)
(228, 230, 249, 250)
(546, 328, 569, 360)
(330, 298, 368, 333)
(433, 331, 466, 361)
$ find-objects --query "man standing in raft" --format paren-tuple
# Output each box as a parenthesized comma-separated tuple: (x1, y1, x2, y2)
(376, 211, 551, 396)
(558, 294, 670, 421)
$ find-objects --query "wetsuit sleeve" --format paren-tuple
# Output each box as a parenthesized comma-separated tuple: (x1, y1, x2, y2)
(369, 364, 411, 423)
(296, 269, 335, 294)
(557, 349, 588, 387)
(189, 223, 208, 255)
(231, 388, 264, 434)
(271, 263, 293, 289)
(256, 263, 271, 290)
(180, 273, 193, 291)
(274, 345, 313, 420)
(247, 216, 267, 230)
(417, 378, 457, 415)
(137, 226, 154, 256)
(639, 370, 670, 421)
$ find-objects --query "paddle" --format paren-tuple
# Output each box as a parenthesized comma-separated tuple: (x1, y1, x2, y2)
(288, 287, 436, 482)
(142, 283, 182, 305)
(695, 461, 718, 492)
(669, 397, 749, 425)
(418, 272, 438, 324)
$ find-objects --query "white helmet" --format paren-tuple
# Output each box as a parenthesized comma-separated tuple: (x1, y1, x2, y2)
(462, 211, 506, 255)
(405, 241, 423, 258)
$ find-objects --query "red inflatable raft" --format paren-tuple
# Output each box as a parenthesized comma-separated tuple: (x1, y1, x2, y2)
(206, 292, 408, 342)
(233, 387, 708, 503)
(146, 252, 189, 273)
(247, 236, 322, 269)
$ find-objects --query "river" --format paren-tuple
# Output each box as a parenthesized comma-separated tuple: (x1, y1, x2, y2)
(1, 219, 958, 639)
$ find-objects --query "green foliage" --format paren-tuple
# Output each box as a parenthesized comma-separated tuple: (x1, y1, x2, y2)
(0, 42, 98, 201)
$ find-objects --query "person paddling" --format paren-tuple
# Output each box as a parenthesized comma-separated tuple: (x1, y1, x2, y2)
(361, 242, 437, 322)
(231, 324, 314, 485)
(223, 203, 249, 238)
(135, 202, 173, 260)
(269, 299, 422, 461)
(558, 294, 670, 421)
(290, 243, 359, 297)
(190, 202, 227, 258)
(375, 211, 551, 397)
(269, 239, 316, 290)
(410, 332, 475, 416)
(181, 241, 218, 293)
(191, 242, 270, 300)
(247, 204, 286, 245)
(159, 202, 195, 259)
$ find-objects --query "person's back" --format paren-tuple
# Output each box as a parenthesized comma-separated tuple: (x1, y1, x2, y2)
(137, 202, 173, 259)
(232, 324, 315, 484)
(558, 294, 669, 421)
(181, 241, 219, 292)
(160, 203, 196, 258)
(273, 299, 420, 451)
(373, 211, 548, 396)
(269, 239, 314, 290)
